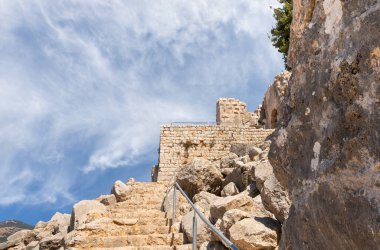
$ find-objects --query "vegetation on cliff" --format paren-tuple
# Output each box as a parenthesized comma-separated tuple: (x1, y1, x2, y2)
(271, 0, 292, 68)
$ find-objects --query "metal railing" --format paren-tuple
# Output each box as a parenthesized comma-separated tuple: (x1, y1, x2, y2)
(170, 122, 217, 126)
(171, 173, 239, 250)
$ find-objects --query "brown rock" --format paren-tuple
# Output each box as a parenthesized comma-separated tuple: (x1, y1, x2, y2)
(230, 144, 255, 157)
(220, 153, 238, 169)
(221, 182, 239, 197)
(210, 191, 270, 223)
(181, 209, 213, 245)
(69, 200, 107, 231)
(193, 191, 221, 211)
(229, 217, 280, 250)
(177, 157, 223, 198)
(111, 180, 131, 202)
(215, 209, 250, 238)
(269, 1, 380, 249)
(96, 194, 117, 206)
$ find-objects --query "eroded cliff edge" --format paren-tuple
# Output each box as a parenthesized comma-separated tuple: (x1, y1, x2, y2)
(269, 1, 380, 249)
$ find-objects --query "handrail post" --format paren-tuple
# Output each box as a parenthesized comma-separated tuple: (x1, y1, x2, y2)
(192, 210, 197, 250)
(174, 182, 239, 250)
(172, 171, 177, 226)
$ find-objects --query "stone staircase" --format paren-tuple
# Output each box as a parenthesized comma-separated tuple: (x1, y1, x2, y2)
(69, 182, 192, 250)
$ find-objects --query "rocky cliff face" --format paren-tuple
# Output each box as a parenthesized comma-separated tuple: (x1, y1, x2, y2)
(269, 0, 380, 249)
(0, 221, 33, 243)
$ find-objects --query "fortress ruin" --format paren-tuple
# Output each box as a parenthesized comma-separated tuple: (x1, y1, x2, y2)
(152, 98, 274, 181)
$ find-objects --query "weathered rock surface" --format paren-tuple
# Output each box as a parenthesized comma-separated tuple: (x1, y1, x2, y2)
(96, 194, 117, 206)
(69, 200, 107, 231)
(221, 182, 239, 197)
(111, 180, 131, 202)
(181, 209, 212, 245)
(210, 191, 270, 223)
(269, 1, 380, 249)
(215, 209, 250, 238)
(230, 144, 255, 157)
(0, 220, 33, 244)
(223, 162, 255, 192)
(220, 153, 238, 169)
(248, 147, 263, 161)
(199, 241, 228, 250)
(177, 157, 223, 198)
(193, 191, 221, 211)
(252, 161, 290, 223)
(229, 217, 280, 250)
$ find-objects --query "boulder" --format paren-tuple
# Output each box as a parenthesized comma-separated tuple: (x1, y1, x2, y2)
(193, 191, 221, 211)
(69, 200, 107, 231)
(50, 212, 70, 235)
(215, 209, 250, 238)
(199, 241, 228, 250)
(181, 209, 212, 245)
(25, 240, 39, 250)
(96, 194, 117, 206)
(223, 162, 255, 192)
(220, 153, 238, 169)
(39, 233, 64, 250)
(221, 182, 239, 197)
(230, 144, 255, 157)
(177, 158, 223, 198)
(252, 161, 290, 223)
(210, 191, 270, 223)
(229, 217, 280, 250)
(248, 147, 263, 161)
(221, 168, 234, 177)
(6, 229, 35, 248)
(261, 174, 290, 223)
(252, 161, 273, 190)
(111, 180, 131, 202)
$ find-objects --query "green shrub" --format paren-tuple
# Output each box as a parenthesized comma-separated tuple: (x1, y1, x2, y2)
(271, 0, 292, 69)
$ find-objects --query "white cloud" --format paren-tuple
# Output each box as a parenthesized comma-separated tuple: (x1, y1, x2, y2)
(0, 0, 282, 206)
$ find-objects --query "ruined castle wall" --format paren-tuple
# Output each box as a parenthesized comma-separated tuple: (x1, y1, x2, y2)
(156, 125, 273, 181)
(216, 98, 259, 126)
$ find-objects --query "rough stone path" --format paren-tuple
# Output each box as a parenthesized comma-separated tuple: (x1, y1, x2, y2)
(69, 182, 191, 250)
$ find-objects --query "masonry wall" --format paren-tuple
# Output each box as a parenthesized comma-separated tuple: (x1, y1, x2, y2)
(155, 125, 273, 181)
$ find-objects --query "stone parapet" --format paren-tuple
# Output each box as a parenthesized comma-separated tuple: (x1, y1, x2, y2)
(155, 124, 273, 181)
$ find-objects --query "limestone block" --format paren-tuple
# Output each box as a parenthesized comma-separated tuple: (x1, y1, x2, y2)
(229, 217, 280, 250)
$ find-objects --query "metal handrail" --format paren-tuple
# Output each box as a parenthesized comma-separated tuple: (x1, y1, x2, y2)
(172, 173, 239, 250)
(170, 122, 217, 125)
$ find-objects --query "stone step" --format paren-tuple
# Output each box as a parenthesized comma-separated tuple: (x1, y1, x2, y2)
(174, 245, 193, 250)
(110, 209, 166, 219)
(128, 189, 166, 197)
(119, 197, 165, 204)
(113, 203, 162, 210)
(121, 217, 169, 226)
(95, 224, 171, 235)
(74, 233, 184, 248)
(126, 195, 165, 200)
(129, 184, 168, 189)
(90, 246, 174, 250)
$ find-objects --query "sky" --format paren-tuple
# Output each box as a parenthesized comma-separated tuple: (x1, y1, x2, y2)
(0, 0, 283, 225)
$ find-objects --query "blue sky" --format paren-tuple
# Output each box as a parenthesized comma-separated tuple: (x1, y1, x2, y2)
(0, 0, 283, 225)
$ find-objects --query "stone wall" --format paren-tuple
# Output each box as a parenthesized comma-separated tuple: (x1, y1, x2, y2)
(259, 71, 291, 129)
(216, 98, 260, 127)
(155, 125, 273, 181)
